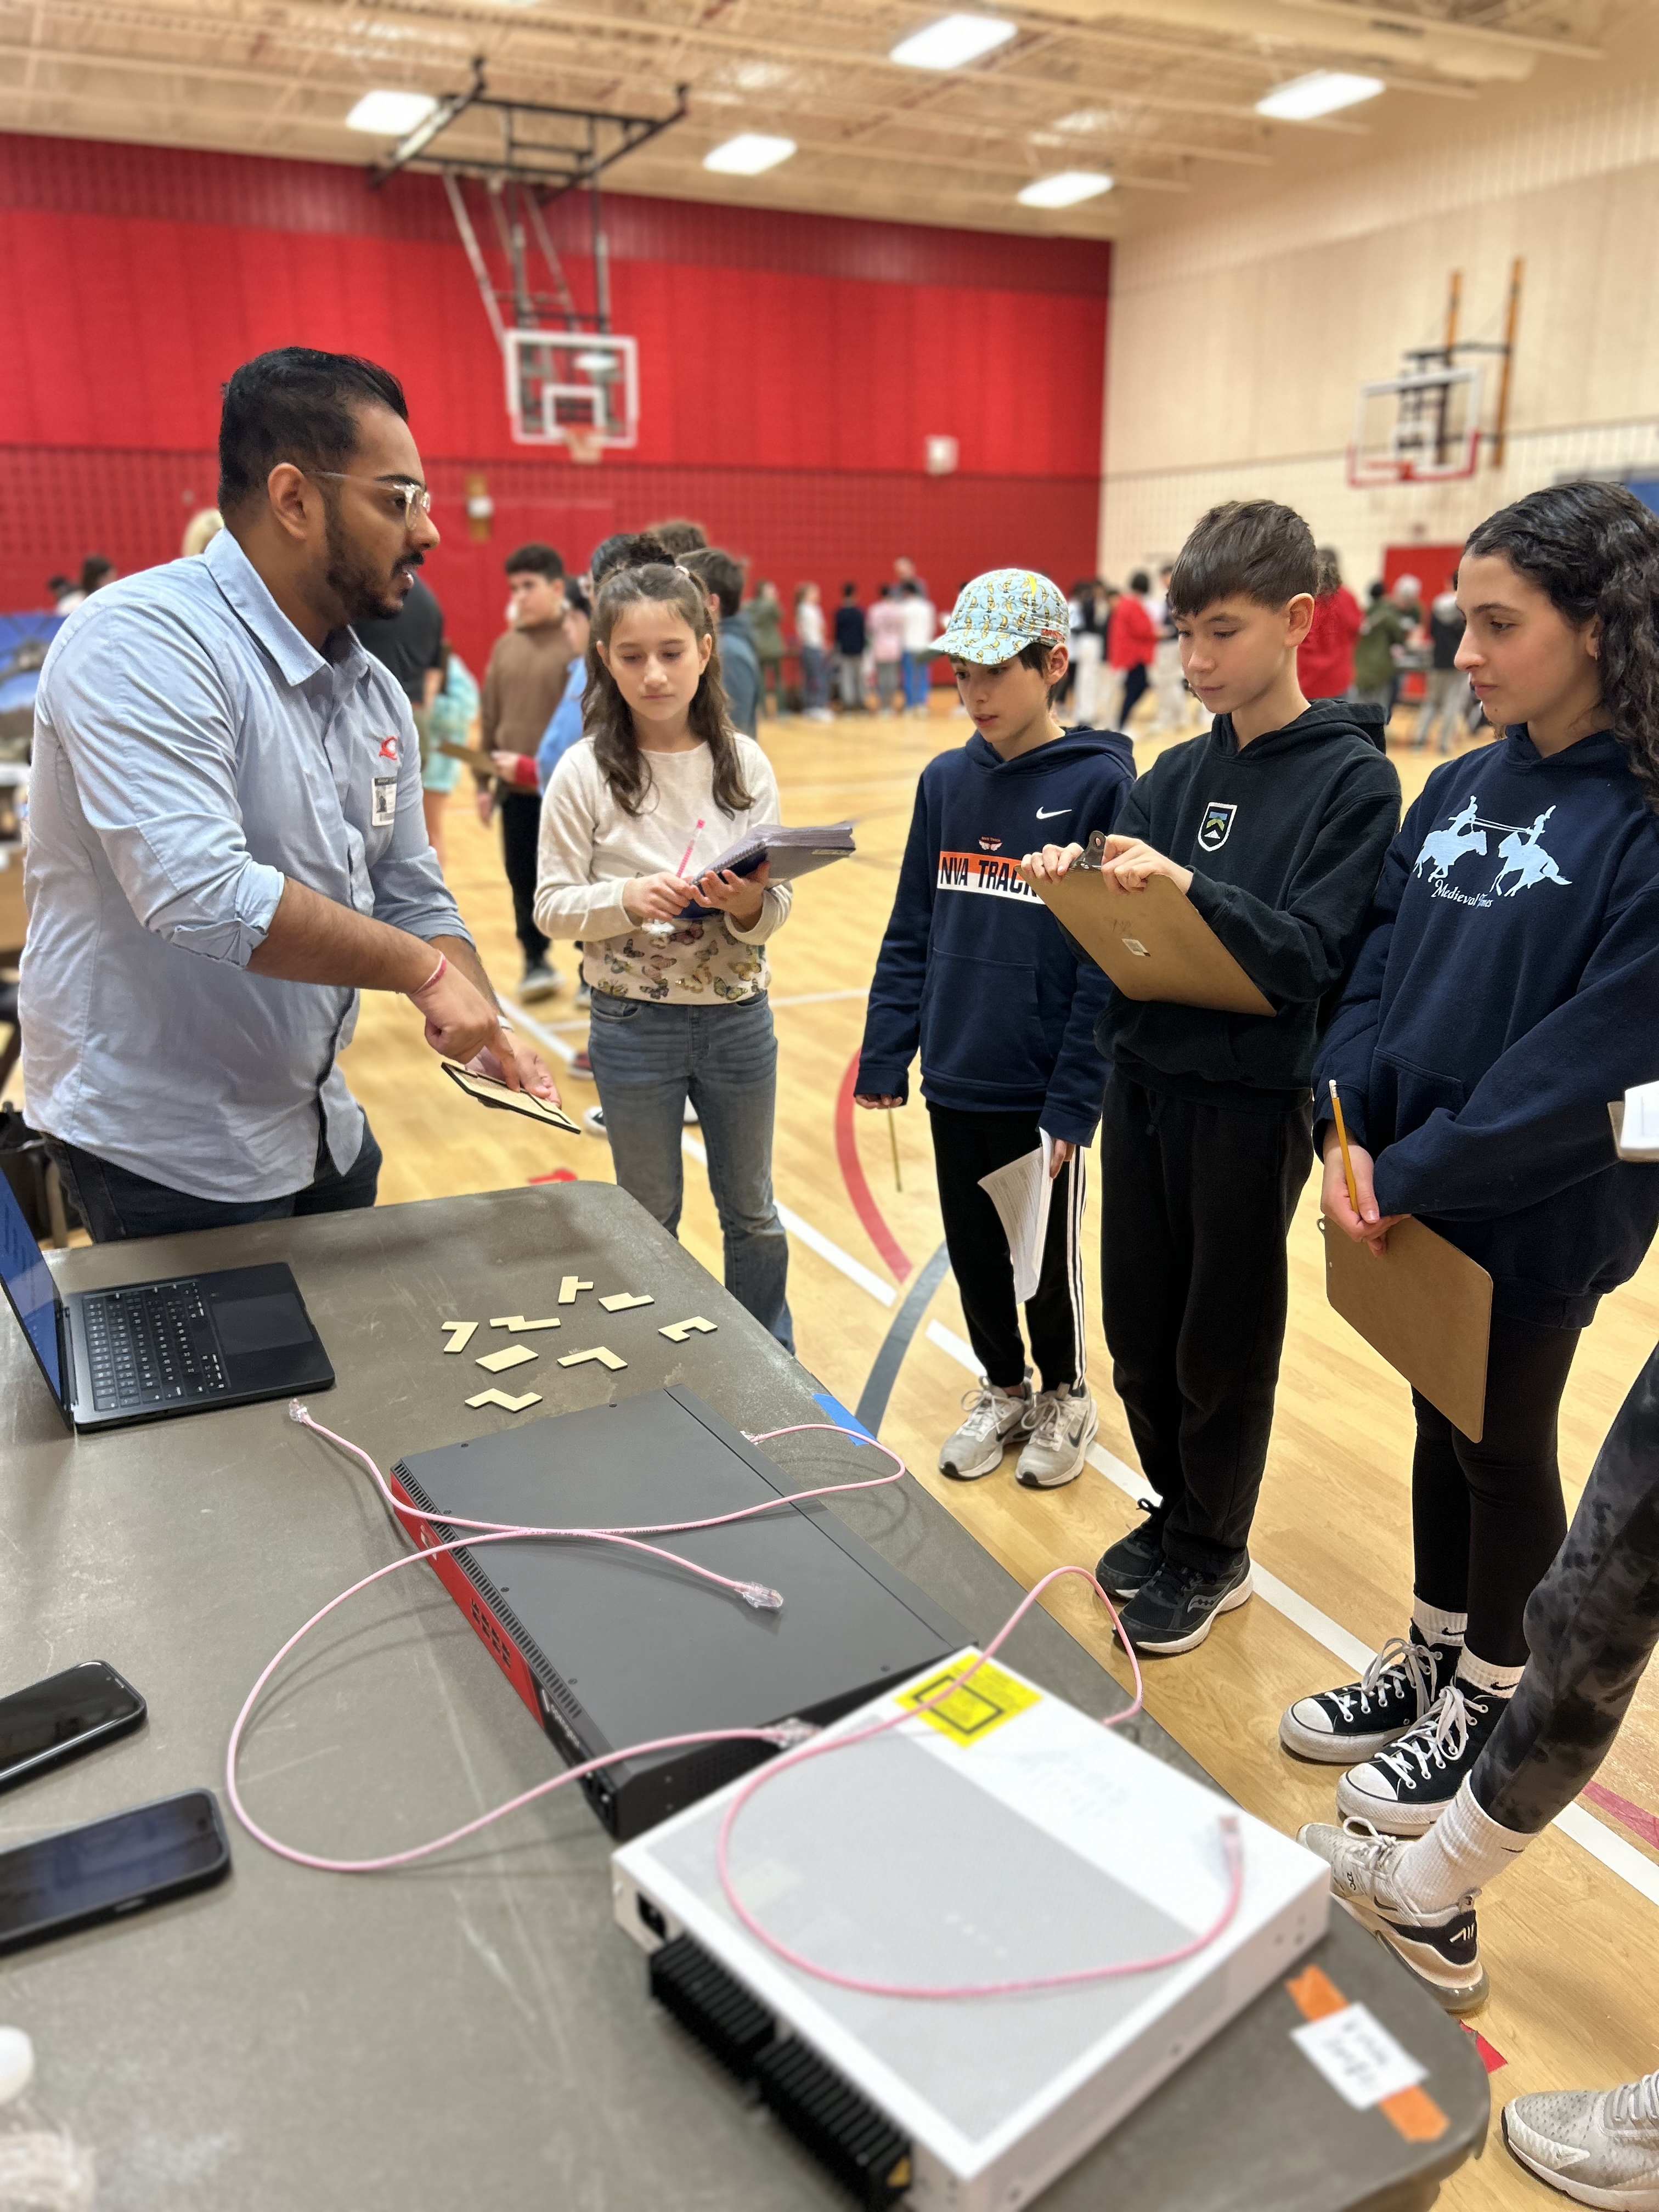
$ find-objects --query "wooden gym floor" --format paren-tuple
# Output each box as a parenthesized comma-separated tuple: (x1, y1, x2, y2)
(19, 697, 1659, 2203)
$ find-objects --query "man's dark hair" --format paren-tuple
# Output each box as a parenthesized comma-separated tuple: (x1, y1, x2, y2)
(842, 581, 859, 599)
(641, 517, 708, 556)
(505, 541, 564, 581)
(1128, 569, 1150, 594)
(1167, 499, 1319, 618)
(590, 533, 675, 587)
(217, 347, 408, 512)
(679, 545, 746, 619)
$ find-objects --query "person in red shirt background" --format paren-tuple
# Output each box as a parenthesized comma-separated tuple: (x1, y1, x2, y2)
(1297, 546, 1363, 701)
(1106, 568, 1158, 731)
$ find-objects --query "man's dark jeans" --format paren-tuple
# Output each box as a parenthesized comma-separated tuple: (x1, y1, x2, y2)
(46, 1118, 382, 1243)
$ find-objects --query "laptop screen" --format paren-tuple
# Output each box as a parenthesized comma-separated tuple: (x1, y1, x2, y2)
(0, 1167, 64, 1407)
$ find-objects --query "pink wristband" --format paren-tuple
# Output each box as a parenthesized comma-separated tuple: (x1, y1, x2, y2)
(409, 952, 447, 998)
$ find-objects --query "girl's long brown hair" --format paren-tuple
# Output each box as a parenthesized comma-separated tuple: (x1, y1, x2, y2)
(586, 562, 753, 819)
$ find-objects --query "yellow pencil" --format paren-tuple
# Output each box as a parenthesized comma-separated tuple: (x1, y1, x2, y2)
(1328, 1078, 1360, 1216)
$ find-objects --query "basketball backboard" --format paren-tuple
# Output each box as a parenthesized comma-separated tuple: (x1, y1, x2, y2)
(505, 329, 639, 452)
(1348, 364, 1483, 488)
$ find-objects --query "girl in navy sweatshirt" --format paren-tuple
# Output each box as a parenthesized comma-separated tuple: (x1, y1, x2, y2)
(1287, 481, 1659, 1838)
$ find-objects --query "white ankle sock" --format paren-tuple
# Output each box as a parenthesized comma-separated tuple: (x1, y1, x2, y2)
(1455, 1648, 1525, 1699)
(1411, 1598, 1467, 1648)
(1392, 1778, 1530, 1915)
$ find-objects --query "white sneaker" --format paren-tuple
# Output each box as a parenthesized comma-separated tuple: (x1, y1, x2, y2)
(1296, 1818, 1487, 2015)
(583, 1105, 607, 1139)
(519, 960, 564, 1001)
(1504, 2070, 1659, 2207)
(1015, 1386, 1097, 1489)
(939, 1377, 1034, 1480)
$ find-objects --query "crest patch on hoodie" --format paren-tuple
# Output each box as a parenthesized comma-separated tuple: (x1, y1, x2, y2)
(1198, 800, 1237, 851)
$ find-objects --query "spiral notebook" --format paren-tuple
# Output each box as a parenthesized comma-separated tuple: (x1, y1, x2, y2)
(675, 822, 856, 918)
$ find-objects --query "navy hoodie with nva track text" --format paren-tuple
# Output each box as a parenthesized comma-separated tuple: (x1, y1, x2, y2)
(1317, 728, 1659, 1327)
(857, 728, 1135, 1144)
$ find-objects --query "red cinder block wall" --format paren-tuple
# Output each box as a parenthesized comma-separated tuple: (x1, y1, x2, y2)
(0, 133, 1110, 669)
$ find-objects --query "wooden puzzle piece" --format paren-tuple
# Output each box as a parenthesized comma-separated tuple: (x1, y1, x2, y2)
(556, 1345, 627, 1371)
(558, 1276, 594, 1304)
(658, 1316, 718, 1343)
(490, 1315, 561, 1331)
(598, 1292, 654, 1312)
(441, 1321, 478, 1354)
(465, 1388, 543, 1413)
(476, 1344, 538, 1374)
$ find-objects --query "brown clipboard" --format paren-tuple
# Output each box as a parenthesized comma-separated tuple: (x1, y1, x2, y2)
(1323, 1216, 1492, 1441)
(1028, 835, 1274, 1016)
(436, 739, 495, 772)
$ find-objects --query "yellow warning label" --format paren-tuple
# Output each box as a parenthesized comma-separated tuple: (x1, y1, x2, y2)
(898, 1657, 1040, 1745)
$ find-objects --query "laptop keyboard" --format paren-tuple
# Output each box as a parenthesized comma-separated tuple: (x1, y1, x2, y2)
(81, 1283, 229, 1413)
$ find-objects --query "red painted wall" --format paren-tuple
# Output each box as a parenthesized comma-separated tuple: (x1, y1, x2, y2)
(0, 134, 1109, 669)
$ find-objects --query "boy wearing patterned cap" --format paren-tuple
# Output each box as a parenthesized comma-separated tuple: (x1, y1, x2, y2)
(856, 569, 1134, 1489)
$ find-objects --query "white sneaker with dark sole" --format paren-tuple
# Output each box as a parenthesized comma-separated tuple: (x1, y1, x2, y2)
(1503, 2072, 1659, 2207)
(1280, 1629, 1460, 1764)
(1296, 1819, 1487, 2016)
(1015, 1387, 1097, 1488)
(938, 1378, 1034, 1480)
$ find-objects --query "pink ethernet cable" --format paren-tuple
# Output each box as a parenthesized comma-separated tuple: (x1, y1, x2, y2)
(231, 1409, 1244, 1995)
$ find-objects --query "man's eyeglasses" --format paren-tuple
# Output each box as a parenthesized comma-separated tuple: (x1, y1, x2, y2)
(307, 471, 433, 528)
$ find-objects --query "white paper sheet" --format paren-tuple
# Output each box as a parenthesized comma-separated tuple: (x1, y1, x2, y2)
(978, 1132, 1056, 1304)
(1620, 1080, 1659, 1158)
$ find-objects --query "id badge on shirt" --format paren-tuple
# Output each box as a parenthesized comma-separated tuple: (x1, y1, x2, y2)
(371, 774, 398, 828)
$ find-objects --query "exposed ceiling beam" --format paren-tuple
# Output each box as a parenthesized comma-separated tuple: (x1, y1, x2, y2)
(1277, 0, 1603, 61)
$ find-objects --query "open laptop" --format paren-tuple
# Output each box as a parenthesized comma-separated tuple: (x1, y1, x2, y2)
(0, 1165, 333, 1432)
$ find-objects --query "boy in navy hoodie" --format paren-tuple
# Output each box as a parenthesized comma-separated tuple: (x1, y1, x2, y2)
(856, 570, 1133, 1489)
(1026, 501, 1401, 1655)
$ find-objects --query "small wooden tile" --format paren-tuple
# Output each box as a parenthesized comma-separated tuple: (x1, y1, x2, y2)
(490, 1315, 561, 1331)
(476, 1344, 537, 1374)
(441, 1321, 478, 1354)
(558, 1276, 594, 1304)
(658, 1316, 718, 1343)
(599, 1292, 654, 1312)
(466, 1388, 543, 1413)
(556, 1345, 627, 1371)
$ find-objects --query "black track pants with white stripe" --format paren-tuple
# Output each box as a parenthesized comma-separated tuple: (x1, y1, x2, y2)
(927, 1103, 1087, 1396)
(1472, 1340, 1659, 1835)
(1099, 1070, 1313, 1576)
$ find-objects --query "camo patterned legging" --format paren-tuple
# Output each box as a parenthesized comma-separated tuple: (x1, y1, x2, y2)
(1474, 1343, 1659, 1835)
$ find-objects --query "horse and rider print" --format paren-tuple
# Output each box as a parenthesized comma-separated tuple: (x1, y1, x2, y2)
(1414, 795, 1572, 904)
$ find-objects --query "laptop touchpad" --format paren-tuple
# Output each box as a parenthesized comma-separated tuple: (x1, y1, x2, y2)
(214, 1292, 314, 1357)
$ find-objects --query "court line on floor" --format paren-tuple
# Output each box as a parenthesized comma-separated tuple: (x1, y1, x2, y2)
(856, 1243, 952, 1435)
(918, 1317, 1659, 1907)
(834, 1052, 913, 1284)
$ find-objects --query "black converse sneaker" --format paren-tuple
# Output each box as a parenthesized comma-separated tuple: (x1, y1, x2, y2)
(1114, 1554, 1252, 1657)
(1296, 1819, 1487, 2015)
(1279, 1630, 1461, 1764)
(1096, 1499, 1169, 1598)
(1335, 1681, 1505, 1836)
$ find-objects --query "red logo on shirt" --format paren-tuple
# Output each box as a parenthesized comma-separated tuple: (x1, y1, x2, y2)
(377, 735, 399, 760)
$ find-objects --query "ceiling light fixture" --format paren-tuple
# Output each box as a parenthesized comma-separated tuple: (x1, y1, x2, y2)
(703, 133, 797, 176)
(890, 14, 1017, 70)
(345, 89, 438, 134)
(1254, 70, 1384, 121)
(1016, 171, 1114, 209)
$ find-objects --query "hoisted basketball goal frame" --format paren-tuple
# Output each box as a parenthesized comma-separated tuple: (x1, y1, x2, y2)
(1347, 259, 1524, 489)
(369, 61, 686, 456)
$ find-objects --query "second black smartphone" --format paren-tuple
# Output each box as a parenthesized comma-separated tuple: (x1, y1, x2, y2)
(0, 1662, 146, 1792)
(0, 1790, 231, 1955)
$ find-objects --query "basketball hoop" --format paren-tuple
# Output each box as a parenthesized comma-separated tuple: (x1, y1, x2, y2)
(565, 424, 605, 466)
(503, 329, 639, 452)
(1348, 365, 1483, 489)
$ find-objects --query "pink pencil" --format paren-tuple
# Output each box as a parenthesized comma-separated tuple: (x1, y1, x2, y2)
(676, 819, 705, 877)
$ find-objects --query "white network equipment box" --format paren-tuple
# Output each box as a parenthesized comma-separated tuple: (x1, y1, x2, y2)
(613, 1647, 1329, 2211)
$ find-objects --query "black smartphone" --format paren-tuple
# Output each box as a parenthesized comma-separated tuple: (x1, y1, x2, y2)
(0, 1790, 230, 1955)
(0, 1662, 146, 1792)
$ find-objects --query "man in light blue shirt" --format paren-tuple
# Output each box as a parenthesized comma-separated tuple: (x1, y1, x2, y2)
(22, 346, 558, 1241)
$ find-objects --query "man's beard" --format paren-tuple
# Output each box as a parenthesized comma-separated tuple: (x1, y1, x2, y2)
(323, 497, 416, 626)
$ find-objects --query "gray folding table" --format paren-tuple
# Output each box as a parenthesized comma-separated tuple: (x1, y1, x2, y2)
(0, 1184, 1488, 2210)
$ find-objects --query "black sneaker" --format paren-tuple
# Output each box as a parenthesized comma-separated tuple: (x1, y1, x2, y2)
(1336, 1681, 1505, 1836)
(1279, 1629, 1461, 1764)
(1115, 1554, 1252, 1657)
(1296, 1819, 1487, 2015)
(1096, 1499, 1169, 1598)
